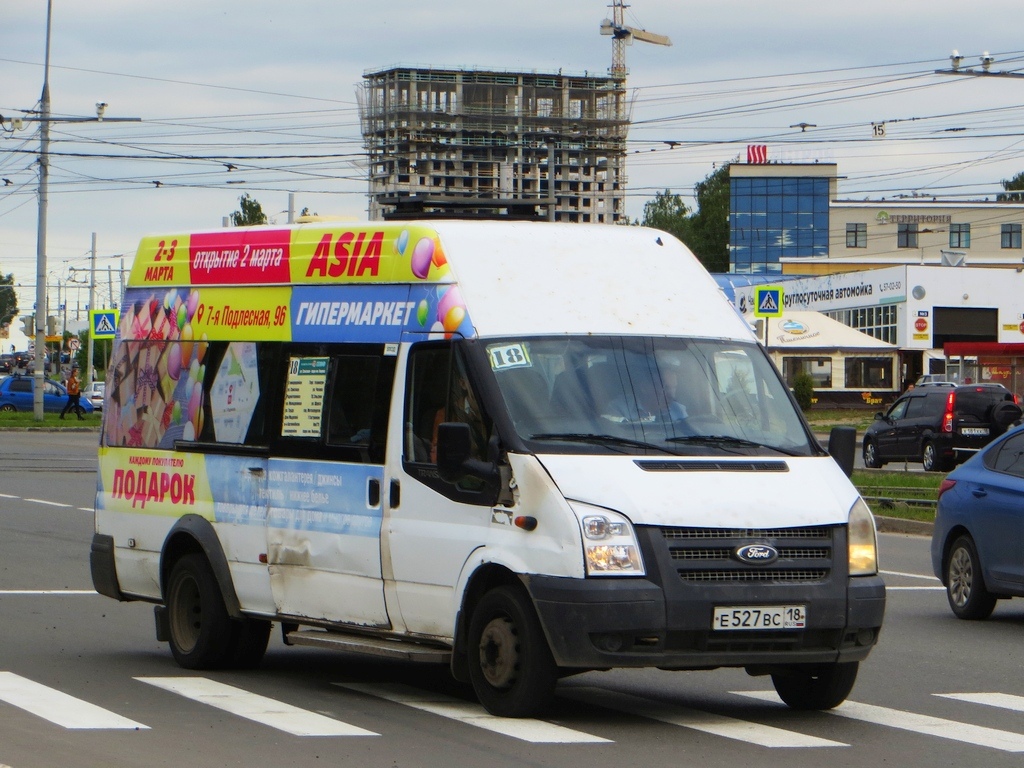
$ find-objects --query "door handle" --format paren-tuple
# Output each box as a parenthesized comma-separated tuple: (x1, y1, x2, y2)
(368, 477, 381, 507)
(248, 467, 265, 476)
(389, 479, 400, 509)
(971, 488, 987, 498)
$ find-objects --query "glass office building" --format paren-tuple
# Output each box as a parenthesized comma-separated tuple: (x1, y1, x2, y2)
(729, 164, 835, 274)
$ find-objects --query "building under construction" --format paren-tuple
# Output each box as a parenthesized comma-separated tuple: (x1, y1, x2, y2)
(358, 66, 630, 222)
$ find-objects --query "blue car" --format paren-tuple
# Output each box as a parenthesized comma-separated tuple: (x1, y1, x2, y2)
(931, 423, 1024, 619)
(0, 374, 96, 414)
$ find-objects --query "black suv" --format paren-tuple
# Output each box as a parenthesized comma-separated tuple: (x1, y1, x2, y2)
(863, 384, 1022, 471)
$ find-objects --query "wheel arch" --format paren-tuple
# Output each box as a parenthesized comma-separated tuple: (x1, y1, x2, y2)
(450, 562, 526, 682)
(160, 514, 243, 619)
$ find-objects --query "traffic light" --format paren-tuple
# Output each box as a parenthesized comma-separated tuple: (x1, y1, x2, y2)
(46, 316, 57, 336)
(20, 315, 33, 335)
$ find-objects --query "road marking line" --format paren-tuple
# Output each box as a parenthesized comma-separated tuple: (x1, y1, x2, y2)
(735, 690, 1024, 752)
(0, 671, 148, 730)
(881, 570, 941, 581)
(563, 686, 844, 747)
(21, 498, 72, 508)
(337, 682, 610, 743)
(77, 507, 93, 512)
(0, 590, 96, 595)
(0, 493, 18, 499)
(937, 692, 1024, 712)
(136, 677, 377, 737)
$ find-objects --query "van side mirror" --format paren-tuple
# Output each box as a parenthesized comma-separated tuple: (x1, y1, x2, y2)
(436, 422, 500, 488)
(828, 426, 856, 478)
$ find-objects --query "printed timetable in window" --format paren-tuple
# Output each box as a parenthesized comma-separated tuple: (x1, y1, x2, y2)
(282, 357, 329, 437)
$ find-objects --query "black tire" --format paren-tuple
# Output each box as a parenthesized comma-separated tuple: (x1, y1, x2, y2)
(771, 661, 859, 710)
(862, 439, 884, 469)
(0, 403, 16, 413)
(166, 553, 236, 669)
(466, 585, 557, 718)
(945, 535, 997, 620)
(921, 441, 949, 472)
(227, 618, 272, 669)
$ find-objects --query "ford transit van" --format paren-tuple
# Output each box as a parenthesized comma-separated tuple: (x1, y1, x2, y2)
(91, 221, 884, 717)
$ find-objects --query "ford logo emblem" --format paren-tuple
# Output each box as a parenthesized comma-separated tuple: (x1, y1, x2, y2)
(735, 544, 779, 565)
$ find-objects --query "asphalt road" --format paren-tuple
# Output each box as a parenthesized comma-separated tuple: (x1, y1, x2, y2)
(2, 432, 1024, 768)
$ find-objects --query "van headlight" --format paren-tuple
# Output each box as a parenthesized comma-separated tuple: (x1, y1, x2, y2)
(848, 497, 878, 576)
(572, 505, 645, 577)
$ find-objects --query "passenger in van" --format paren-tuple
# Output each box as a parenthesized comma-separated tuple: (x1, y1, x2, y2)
(430, 366, 488, 464)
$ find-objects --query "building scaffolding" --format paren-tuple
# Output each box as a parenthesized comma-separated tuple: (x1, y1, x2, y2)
(358, 66, 631, 222)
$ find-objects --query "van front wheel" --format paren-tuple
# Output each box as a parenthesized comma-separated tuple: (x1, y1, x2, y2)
(467, 585, 557, 718)
(771, 661, 859, 710)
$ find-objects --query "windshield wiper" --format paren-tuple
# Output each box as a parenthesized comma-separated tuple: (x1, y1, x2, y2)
(665, 434, 802, 456)
(529, 432, 676, 455)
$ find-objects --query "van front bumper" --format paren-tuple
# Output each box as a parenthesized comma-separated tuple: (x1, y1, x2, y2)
(523, 522, 885, 670)
(524, 573, 885, 670)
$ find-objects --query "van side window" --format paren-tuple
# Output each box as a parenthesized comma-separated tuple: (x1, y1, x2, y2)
(325, 354, 395, 464)
(404, 343, 494, 500)
(271, 343, 395, 464)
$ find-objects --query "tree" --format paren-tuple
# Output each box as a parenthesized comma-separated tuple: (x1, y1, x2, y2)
(0, 272, 18, 329)
(640, 190, 690, 243)
(639, 163, 731, 273)
(997, 171, 1024, 202)
(685, 163, 731, 273)
(230, 193, 268, 226)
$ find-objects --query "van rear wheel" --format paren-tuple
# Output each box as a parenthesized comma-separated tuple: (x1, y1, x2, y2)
(467, 585, 557, 718)
(167, 553, 236, 668)
(771, 662, 859, 710)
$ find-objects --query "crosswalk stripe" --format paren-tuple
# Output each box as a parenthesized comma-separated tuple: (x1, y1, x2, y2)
(937, 692, 1024, 713)
(0, 671, 148, 730)
(0, 590, 96, 596)
(734, 690, 1024, 752)
(563, 686, 844, 747)
(136, 677, 377, 737)
(336, 682, 610, 743)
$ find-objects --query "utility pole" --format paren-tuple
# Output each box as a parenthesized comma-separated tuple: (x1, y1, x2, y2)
(86, 232, 97, 389)
(25, 1, 140, 419)
(32, 0, 52, 419)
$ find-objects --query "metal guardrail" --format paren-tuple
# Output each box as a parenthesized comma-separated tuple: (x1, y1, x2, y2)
(858, 486, 938, 511)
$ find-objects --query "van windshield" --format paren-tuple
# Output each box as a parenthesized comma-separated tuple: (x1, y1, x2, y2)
(483, 336, 817, 457)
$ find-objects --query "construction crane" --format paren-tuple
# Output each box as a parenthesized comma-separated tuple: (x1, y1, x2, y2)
(599, 0, 672, 80)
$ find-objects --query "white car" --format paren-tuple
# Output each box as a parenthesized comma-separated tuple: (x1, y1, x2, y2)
(82, 380, 105, 411)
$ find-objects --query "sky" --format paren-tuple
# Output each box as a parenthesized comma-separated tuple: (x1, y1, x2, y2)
(2, 0, 1024, 323)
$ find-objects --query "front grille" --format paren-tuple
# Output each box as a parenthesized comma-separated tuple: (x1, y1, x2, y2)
(658, 525, 836, 584)
(679, 569, 829, 583)
(673, 547, 830, 561)
(663, 527, 831, 540)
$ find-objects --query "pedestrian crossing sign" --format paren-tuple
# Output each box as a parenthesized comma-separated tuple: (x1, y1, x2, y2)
(753, 287, 784, 318)
(90, 309, 120, 339)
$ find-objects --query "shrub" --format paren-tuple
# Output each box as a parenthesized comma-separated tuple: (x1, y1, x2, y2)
(793, 372, 815, 412)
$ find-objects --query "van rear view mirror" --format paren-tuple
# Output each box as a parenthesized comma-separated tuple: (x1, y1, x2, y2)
(436, 422, 472, 482)
(828, 426, 856, 477)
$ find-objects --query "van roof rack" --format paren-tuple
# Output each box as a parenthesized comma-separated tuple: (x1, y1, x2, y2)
(379, 194, 555, 221)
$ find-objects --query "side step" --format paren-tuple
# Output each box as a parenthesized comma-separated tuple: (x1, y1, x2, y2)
(285, 629, 452, 664)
